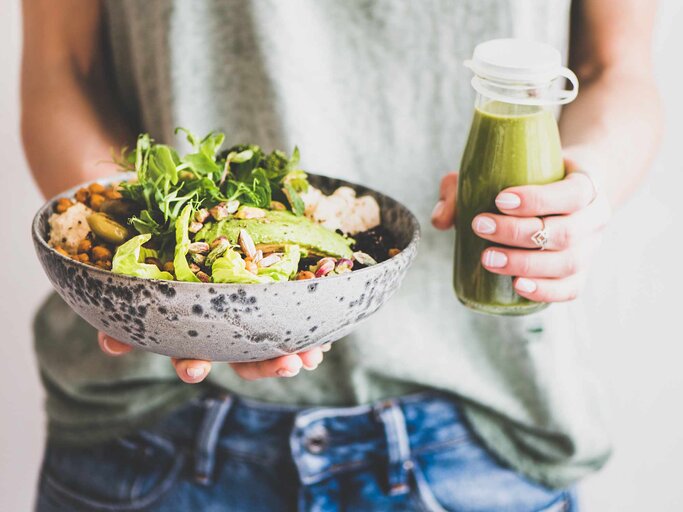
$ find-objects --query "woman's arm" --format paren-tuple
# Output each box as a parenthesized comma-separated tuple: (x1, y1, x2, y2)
(21, 0, 132, 199)
(561, 0, 663, 207)
(21, 0, 327, 382)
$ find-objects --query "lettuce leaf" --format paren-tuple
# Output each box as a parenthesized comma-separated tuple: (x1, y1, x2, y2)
(173, 204, 201, 282)
(257, 245, 301, 282)
(117, 129, 312, 260)
(211, 249, 272, 284)
(112, 234, 173, 280)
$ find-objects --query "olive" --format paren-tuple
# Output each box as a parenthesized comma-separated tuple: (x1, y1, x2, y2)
(99, 199, 137, 219)
(87, 213, 130, 244)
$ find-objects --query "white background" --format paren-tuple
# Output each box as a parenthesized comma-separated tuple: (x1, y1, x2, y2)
(1, 1, 682, 511)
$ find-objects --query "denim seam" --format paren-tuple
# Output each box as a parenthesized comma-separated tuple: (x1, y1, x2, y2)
(409, 462, 449, 512)
(536, 491, 571, 512)
(194, 396, 233, 483)
(135, 430, 176, 454)
(410, 435, 473, 456)
(41, 450, 186, 511)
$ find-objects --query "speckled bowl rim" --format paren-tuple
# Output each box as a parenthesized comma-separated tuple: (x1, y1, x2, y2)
(32, 173, 421, 289)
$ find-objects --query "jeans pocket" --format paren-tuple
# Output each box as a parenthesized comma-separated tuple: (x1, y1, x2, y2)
(38, 431, 185, 512)
(412, 439, 572, 512)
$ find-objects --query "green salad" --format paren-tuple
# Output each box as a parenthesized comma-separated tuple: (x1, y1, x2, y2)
(47, 129, 392, 284)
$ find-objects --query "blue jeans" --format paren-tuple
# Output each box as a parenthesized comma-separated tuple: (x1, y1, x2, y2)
(36, 393, 577, 511)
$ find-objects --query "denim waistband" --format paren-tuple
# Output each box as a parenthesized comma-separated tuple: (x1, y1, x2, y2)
(153, 391, 471, 493)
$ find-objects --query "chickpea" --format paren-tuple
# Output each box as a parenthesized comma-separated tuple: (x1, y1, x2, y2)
(92, 245, 112, 262)
(388, 248, 401, 257)
(162, 261, 175, 273)
(296, 270, 315, 280)
(89, 193, 106, 211)
(76, 253, 90, 263)
(88, 183, 106, 195)
(77, 239, 93, 254)
(95, 260, 112, 270)
(55, 198, 74, 213)
(54, 246, 69, 257)
(75, 188, 89, 204)
(103, 188, 123, 200)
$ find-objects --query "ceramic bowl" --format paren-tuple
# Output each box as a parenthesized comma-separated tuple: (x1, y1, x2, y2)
(32, 174, 420, 362)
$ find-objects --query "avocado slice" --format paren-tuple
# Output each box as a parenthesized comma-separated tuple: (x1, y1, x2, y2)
(196, 210, 353, 258)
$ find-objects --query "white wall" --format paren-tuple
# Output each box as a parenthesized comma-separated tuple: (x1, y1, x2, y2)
(0, 1, 50, 512)
(1, 1, 682, 511)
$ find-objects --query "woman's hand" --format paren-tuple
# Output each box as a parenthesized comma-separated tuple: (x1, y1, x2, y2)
(97, 332, 330, 383)
(432, 161, 612, 302)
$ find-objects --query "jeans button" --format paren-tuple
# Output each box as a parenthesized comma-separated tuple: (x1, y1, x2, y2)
(304, 425, 329, 454)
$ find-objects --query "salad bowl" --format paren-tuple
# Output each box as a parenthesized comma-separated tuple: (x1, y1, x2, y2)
(32, 174, 420, 362)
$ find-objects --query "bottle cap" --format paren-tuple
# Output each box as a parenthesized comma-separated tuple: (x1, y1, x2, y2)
(465, 39, 578, 105)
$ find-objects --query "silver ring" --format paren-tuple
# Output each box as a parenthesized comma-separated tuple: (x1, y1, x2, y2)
(571, 169, 599, 204)
(531, 218, 549, 250)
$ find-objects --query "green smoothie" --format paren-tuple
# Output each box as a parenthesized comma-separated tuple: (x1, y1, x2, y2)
(454, 101, 564, 315)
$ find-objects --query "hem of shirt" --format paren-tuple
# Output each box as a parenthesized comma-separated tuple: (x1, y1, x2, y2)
(461, 405, 612, 490)
(45, 385, 204, 447)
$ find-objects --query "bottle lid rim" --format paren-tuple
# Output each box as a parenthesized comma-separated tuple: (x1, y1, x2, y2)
(466, 38, 564, 84)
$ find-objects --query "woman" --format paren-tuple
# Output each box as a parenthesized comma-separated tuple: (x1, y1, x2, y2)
(23, 0, 660, 510)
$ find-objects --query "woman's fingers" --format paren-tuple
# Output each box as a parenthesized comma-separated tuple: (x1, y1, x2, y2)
(98, 332, 134, 356)
(298, 347, 325, 371)
(230, 344, 330, 380)
(230, 354, 304, 381)
(513, 273, 587, 303)
(98, 331, 331, 383)
(472, 209, 597, 252)
(431, 172, 458, 230)
(481, 246, 586, 279)
(473, 190, 611, 250)
(495, 172, 596, 217)
(171, 358, 212, 384)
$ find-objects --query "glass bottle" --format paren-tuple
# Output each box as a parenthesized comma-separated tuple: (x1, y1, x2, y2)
(454, 39, 579, 315)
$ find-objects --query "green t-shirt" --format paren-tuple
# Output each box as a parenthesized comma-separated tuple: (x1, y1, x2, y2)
(35, 0, 610, 488)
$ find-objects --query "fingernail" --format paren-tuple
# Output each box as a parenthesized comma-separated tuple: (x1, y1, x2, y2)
(495, 193, 521, 209)
(321, 344, 331, 352)
(473, 216, 496, 234)
(102, 336, 125, 355)
(431, 201, 444, 219)
(515, 278, 537, 293)
(483, 250, 507, 268)
(277, 368, 299, 378)
(186, 366, 205, 379)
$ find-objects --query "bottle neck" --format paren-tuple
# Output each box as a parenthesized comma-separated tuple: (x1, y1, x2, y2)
(475, 93, 550, 116)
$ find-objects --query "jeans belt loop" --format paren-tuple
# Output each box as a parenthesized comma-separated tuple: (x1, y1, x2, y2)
(374, 399, 412, 496)
(194, 393, 234, 486)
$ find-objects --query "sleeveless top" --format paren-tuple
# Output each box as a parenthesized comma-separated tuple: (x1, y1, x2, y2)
(34, 0, 610, 487)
